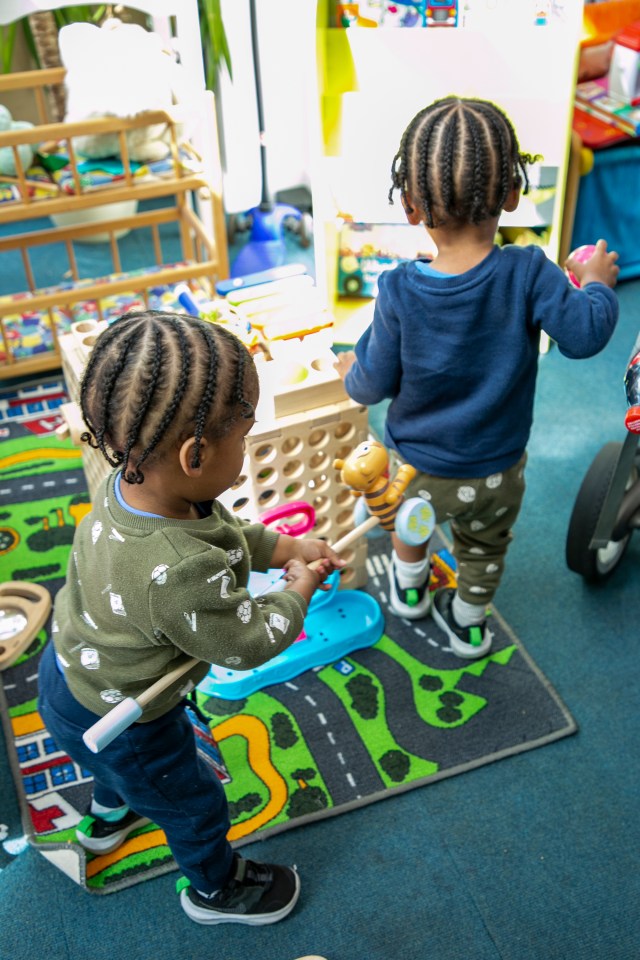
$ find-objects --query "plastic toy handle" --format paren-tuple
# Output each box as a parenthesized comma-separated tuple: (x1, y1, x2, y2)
(83, 697, 143, 753)
(259, 501, 316, 538)
(83, 656, 200, 753)
(174, 283, 201, 316)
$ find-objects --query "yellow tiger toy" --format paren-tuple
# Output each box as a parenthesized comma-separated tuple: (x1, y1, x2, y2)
(334, 440, 435, 546)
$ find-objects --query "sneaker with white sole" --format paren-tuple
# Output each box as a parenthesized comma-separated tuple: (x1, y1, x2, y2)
(388, 562, 432, 619)
(75, 808, 151, 854)
(177, 854, 300, 926)
(431, 588, 492, 659)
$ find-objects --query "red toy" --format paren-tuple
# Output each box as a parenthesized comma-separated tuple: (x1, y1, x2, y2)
(624, 345, 640, 434)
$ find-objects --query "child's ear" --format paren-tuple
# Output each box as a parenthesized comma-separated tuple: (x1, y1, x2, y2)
(503, 186, 520, 213)
(401, 192, 423, 226)
(178, 436, 209, 477)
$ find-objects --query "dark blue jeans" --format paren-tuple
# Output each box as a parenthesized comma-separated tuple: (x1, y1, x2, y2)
(38, 641, 234, 893)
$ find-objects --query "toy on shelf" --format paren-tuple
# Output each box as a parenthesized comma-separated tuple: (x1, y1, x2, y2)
(333, 439, 436, 545)
(0, 106, 36, 178)
(608, 20, 640, 104)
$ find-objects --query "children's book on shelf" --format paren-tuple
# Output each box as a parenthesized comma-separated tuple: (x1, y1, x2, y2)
(572, 104, 630, 149)
(575, 75, 640, 138)
(337, 221, 435, 298)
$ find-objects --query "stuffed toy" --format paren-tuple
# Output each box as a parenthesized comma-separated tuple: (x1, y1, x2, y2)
(59, 18, 190, 163)
(0, 105, 36, 177)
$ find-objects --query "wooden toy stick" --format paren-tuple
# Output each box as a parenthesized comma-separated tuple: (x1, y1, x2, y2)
(82, 514, 380, 754)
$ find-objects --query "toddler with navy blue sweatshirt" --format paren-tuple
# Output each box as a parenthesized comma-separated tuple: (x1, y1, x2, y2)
(335, 96, 619, 658)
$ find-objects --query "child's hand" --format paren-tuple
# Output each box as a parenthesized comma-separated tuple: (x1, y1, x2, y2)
(566, 239, 619, 290)
(291, 537, 346, 572)
(334, 350, 356, 381)
(271, 535, 346, 574)
(282, 557, 331, 603)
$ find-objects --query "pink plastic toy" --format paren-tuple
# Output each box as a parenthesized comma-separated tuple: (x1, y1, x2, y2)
(566, 244, 597, 288)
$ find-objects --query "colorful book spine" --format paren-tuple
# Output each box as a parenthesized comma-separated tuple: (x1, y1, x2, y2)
(575, 78, 640, 138)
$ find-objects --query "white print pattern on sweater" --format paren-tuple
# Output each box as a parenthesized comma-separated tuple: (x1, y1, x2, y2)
(237, 600, 252, 623)
(269, 612, 290, 634)
(80, 648, 100, 670)
(100, 688, 124, 704)
(151, 563, 169, 584)
(207, 569, 230, 598)
(110, 592, 126, 617)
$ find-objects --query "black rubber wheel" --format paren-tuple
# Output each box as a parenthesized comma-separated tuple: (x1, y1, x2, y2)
(566, 441, 636, 582)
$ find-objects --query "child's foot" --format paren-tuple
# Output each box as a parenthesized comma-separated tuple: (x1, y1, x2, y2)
(388, 561, 432, 619)
(177, 854, 300, 926)
(75, 808, 150, 854)
(431, 588, 492, 659)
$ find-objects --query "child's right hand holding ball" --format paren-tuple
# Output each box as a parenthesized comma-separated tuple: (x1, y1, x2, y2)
(565, 239, 619, 290)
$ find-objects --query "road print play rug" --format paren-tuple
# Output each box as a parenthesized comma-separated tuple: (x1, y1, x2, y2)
(0, 420, 577, 894)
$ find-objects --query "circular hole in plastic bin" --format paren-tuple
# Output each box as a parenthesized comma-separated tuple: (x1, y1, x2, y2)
(283, 459, 303, 478)
(336, 509, 355, 528)
(258, 489, 278, 508)
(340, 566, 355, 584)
(335, 444, 354, 462)
(308, 473, 330, 493)
(309, 450, 329, 471)
(313, 494, 330, 514)
(335, 489, 353, 505)
(255, 444, 275, 463)
(282, 436, 303, 456)
(74, 321, 96, 334)
(313, 516, 331, 536)
(281, 363, 309, 385)
(334, 421, 355, 441)
(339, 548, 355, 565)
(308, 428, 329, 449)
(231, 474, 247, 491)
(232, 497, 249, 512)
(82, 336, 98, 349)
(310, 357, 332, 372)
(284, 482, 305, 500)
(257, 466, 277, 486)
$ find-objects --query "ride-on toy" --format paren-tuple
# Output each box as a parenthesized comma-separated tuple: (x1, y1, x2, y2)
(566, 332, 640, 582)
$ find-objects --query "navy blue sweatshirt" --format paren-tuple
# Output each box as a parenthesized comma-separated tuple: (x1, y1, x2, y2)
(344, 244, 618, 478)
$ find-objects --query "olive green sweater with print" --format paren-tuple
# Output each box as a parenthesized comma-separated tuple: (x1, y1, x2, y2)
(51, 471, 308, 721)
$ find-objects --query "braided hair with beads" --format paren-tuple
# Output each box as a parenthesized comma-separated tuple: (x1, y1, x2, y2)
(389, 96, 541, 229)
(79, 310, 257, 485)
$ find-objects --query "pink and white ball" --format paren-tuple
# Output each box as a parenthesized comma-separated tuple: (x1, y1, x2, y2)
(566, 244, 597, 289)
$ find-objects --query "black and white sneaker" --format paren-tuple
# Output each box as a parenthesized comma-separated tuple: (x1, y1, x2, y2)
(178, 854, 300, 926)
(431, 588, 492, 659)
(75, 808, 151, 854)
(388, 562, 432, 619)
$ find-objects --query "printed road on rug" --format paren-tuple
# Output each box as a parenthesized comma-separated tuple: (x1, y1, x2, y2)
(0, 417, 577, 894)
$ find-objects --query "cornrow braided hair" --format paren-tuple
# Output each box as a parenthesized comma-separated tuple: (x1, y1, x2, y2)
(79, 310, 257, 484)
(389, 96, 542, 228)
